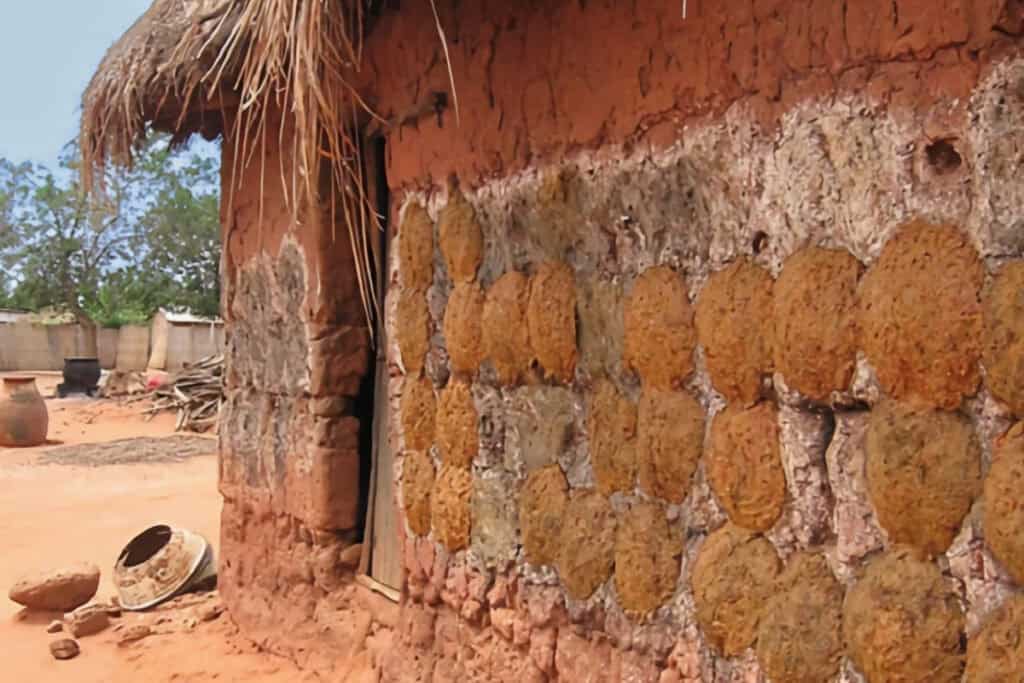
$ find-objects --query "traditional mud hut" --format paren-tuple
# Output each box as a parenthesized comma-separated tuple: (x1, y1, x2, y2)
(82, 2, 1024, 681)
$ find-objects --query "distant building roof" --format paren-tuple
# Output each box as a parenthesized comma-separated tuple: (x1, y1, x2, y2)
(159, 309, 223, 325)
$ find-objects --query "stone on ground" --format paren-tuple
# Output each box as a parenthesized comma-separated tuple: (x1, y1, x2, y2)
(117, 624, 152, 646)
(66, 604, 111, 637)
(8, 563, 100, 612)
(49, 639, 80, 660)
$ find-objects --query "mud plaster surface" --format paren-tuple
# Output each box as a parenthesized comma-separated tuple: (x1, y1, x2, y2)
(402, 451, 435, 537)
(435, 379, 478, 469)
(400, 376, 436, 452)
(481, 271, 532, 385)
(395, 288, 430, 376)
(526, 262, 577, 384)
(587, 378, 638, 496)
(519, 465, 569, 567)
(614, 502, 682, 615)
(843, 548, 965, 683)
(966, 594, 1024, 683)
(857, 221, 984, 410)
(695, 259, 774, 407)
(707, 401, 786, 532)
(691, 524, 781, 657)
(623, 266, 696, 390)
(637, 388, 704, 504)
(557, 490, 616, 601)
(866, 400, 982, 557)
(756, 552, 844, 683)
(438, 190, 483, 284)
(773, 247, 862, 402)
(982, 261, 1024, 417)
(431, 464, 472, 552)
(442, 282, 485, 377)
(398, 203, 434, 293)
(984, 422, 1024, 584)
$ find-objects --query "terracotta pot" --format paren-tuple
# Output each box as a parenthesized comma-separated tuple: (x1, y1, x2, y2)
(0, 377, 49, 447)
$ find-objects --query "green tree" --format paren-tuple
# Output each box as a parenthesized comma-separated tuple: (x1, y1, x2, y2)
(132, 140, 221, 317)
(0, 147, 138, 352)
(0, 135, 221, 341)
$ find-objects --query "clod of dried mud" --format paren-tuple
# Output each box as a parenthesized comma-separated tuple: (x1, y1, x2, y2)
(773, 247, 861, 401)
(843, 548, 965, 683)
(637, 388, 704, 504)
(519, 464, 569, 567)
(482, 271, 532, 385)
(396, 288, 430, 375)
(984, 422, 1024, 583)
(431, 464, 473, 551)
(623, 266, 696, 390)
(557, 489, 617, 600)
(983, 262, 1024, 416)
(438, 189, 483, 284)
(706, 401, 785, 532)
(966, 594, 1024, 683)
(866, 400, 981, 557)
(400, 376, 436, 452)
(756, 552, 844, 683)
(691, 524, 781, 656)
(614, 502, 682, 615)
(403, 451, 435, 536)
(527, 261, 577, 383)
(695, 259, 774, 406)
(435, 379, 478, 469)
(399, 202, 435, 292)
(857, 220, 983, 409)
(587, 378, 638, 495)
(443, 282, 485, 376)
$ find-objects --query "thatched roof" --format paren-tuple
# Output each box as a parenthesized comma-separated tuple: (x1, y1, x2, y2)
(80, 0, 381, 191)
(82, 0, 443, 328)
(80, 0, 237, 190)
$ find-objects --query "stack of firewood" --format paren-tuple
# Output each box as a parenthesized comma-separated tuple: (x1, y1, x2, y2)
(146, 354, 224, 433)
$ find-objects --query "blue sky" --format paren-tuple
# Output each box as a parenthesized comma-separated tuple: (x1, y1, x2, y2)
(0, 1, 153, 165)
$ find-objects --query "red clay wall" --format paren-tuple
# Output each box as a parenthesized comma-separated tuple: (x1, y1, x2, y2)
(361, 0, 1024, 190)
(214, 1, 1024, 681)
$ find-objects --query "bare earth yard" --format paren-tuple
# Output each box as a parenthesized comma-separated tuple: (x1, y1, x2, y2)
(1, 381, 314, 682)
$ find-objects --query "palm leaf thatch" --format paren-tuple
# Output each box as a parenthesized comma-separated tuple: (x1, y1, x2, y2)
(80, 0, 414, 331)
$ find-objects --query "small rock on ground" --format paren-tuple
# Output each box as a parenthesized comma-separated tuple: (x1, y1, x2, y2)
(66, 604, 110, 637)
(117, 624, 152, 646)
(9, 563, 100, 612)
(50, 639, 80, 660)
(198, 602, 224, 622)
(46, 620, 63, 634)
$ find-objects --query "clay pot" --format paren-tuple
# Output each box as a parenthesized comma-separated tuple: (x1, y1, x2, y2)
(0, 376, 49, 447)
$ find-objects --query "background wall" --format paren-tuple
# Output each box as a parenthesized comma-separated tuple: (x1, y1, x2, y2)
(0, 322, 222, 372)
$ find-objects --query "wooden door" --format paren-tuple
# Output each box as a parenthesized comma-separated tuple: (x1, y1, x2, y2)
(362, 136, 401, 592)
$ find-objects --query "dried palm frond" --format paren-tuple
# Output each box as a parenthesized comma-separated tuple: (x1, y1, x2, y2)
(172, 0, 384, 331)
(81, 1, 462, 337)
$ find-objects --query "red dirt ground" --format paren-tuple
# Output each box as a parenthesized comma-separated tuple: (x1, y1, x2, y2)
(0, 386, 315, 682)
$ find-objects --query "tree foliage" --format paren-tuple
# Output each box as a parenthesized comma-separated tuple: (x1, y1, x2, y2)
(0, 135, 221, 329)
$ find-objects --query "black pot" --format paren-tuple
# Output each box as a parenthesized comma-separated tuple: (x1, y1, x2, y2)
(58, 357, 101, 397)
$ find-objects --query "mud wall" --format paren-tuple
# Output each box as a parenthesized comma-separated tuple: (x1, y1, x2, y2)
(214, 110, 378, 654)
(382, 62, 1024, 683)
(361, 0, 1024, 190)
(208, 1, 1024, 680)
